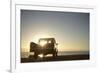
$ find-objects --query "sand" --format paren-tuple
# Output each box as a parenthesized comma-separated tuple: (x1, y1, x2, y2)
(21, 54, 89, 63)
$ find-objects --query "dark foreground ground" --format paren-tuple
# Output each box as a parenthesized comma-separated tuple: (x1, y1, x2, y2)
(21, 54, 89, 63)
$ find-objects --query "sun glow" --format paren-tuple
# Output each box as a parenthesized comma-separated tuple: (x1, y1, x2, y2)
(38, 54, 44, 58)
(32, 33, 51, 43)
(40, 40, 47, 46)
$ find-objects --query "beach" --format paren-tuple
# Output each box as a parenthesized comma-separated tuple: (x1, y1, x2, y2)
(21, 51, 89, 63)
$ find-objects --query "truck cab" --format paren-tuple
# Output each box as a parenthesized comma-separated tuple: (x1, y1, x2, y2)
(30, 38, 58, 59)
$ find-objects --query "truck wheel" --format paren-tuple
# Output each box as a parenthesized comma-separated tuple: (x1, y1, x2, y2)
(53, 52, 57, 58)
(34, 52, 38, 59)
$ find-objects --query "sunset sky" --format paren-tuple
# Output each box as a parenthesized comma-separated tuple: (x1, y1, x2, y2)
(21, 10, 89, 52)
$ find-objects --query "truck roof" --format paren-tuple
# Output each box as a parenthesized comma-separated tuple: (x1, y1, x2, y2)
(39, 38, 56, 43)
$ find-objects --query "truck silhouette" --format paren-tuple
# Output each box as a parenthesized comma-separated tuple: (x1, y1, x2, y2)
(30, 38, 58, 59)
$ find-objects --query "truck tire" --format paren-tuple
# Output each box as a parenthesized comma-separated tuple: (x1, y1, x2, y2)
(53, 52, 57, 58)
(34, 52, 38, 59)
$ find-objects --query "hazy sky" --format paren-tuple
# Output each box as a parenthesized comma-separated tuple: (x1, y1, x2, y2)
(21, 10, 89, 52)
